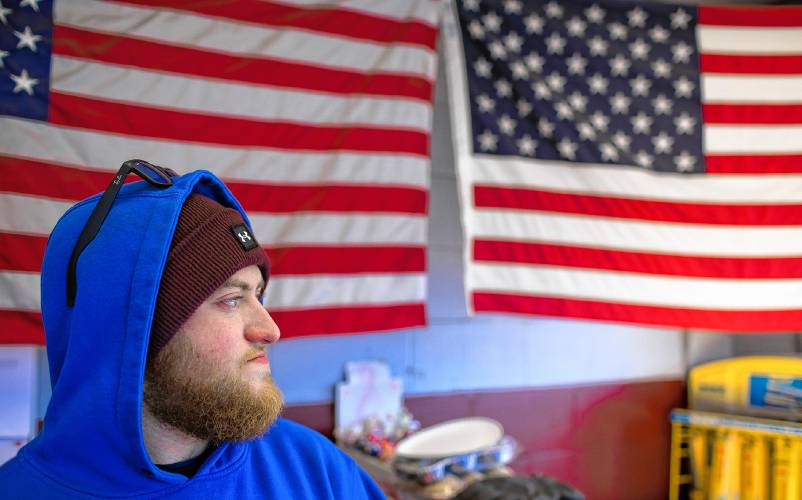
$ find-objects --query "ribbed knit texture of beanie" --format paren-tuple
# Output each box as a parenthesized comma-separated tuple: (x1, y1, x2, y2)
(148, 194, 268, 359)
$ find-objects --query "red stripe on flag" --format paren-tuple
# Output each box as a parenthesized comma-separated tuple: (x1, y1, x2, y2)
(119, 0, 438, 50)
(52, 25, 433, 102)
(0, 310, 45, 344)
(0, 155, 110, 200)
(703, 104, 802, 125)
(267, 245, 425, 275)
(473, 185, 802, 226)
(0, 233, 47, 272)
(49, 92, 429, 156)
(229, 182, 428, 214)
(474, 240, 802, 279)
(271, 303, 425, 338)
(698, 5, 802, 27)
(473, 293, 802, 333)
(706, 154, 802, 174)
(700, 54, 802, 75)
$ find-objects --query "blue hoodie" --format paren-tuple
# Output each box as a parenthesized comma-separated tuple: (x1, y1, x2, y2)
(0, 170, 385, 499)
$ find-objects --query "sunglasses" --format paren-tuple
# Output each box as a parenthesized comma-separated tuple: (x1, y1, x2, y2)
(66, 159, 177, 306)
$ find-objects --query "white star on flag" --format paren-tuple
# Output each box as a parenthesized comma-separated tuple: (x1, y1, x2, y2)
(566, 53, 587, 75)
(585, 4, 605, 23)
(474, 58, 492, 78)
(10, 68, 39, 95)
(629, 38, 650, 60)
(483, 12, 502, 32)
(476, 94, 495, 113)
(612, 131, 632, 151)
(631, 112, 653, 134)
(670, 8, 691, 30)
(0, 1, 11, 24)
(545, 1, 563, 19)
(20, 0, 41, 12)
(524, 13, 545, 34)
(557, 138, 578, 159)
(652, 132, 674, 154)
(627, 7, 647, 28)
(15, 26, 43, 52)
(674, 150, 696, 171)
(577, 122, 597, 140)
(525, 52, 544, 73)
(588, 73, 609, 94)
(608, 22, 627, 40)
(610, 93, 631, 114)
(674, 76, 695, 98)
(671, 41, 693, 63)
(674, 112, 696, 134)
(478, 130, 498, 151)
(652, 94, 673, 115)
(634, 150, 654, 168)
(498, 114, 517, 135)
(566, 17, 587, 37)
(609, 54, 630, 76)
(516, 135, 537, 156)
(588, 36, 609, 56)
(546, 33, 567, 54)
(538, 118, 555, 138)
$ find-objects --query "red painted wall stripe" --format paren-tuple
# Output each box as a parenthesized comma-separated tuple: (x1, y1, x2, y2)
(228, 182, 427, 214)
(49, 92, 429, 156)
(700, 54, 802, 75)
(271, 303, 425, 338)
(699, 5, 802, 27)
(267, 245, 425, 275)
(473, 185, 802, 226)
(53, 26, 433, 102)
(474, 239, 802, 279)
(473, 292, 802, 332)
(0, 310, 45, 344)
(120, 0, 437, 50)
(283, 381, 682, 500)
(703, 103, 802, 125)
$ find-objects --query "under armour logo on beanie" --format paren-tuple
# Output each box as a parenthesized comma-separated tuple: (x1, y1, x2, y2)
(231, 224, 258, 251)
(148, 194, 269, 359)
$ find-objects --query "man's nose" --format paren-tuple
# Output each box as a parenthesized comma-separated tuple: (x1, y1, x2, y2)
(244, 301, 281, 344)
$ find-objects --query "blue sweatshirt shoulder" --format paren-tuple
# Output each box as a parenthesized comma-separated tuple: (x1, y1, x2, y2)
(243, 418, 386, 500)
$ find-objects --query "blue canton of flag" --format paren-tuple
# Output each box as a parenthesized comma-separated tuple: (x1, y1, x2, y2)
(0, 0, 52, 121)
(459, 0, 704, 173)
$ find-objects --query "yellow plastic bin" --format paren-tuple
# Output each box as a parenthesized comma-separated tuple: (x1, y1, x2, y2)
(688, 356, 802, 420)
(669, 410, 802, 500)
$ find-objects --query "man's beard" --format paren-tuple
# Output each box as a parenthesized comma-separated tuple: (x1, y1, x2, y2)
(143, 336, 284, 443)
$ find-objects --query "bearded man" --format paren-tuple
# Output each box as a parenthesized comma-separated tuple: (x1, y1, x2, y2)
(0, 161, 385, 499)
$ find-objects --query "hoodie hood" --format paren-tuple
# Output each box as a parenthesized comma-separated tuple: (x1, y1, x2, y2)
(24, 170, 255, 496)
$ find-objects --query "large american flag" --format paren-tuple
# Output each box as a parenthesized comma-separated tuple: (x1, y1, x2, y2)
(444, 0, 802, 332)
(0, 0, 439, 344)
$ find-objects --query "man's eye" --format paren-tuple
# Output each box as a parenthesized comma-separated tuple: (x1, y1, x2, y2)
(221, 297, 241, 308)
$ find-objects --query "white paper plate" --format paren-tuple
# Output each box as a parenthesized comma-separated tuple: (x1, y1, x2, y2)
(395, 417, 504, 458)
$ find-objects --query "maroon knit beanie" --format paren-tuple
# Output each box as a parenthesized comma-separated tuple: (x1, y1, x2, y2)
(148, 194, 269, 358)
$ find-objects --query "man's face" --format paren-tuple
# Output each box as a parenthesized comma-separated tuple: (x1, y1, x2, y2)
(143, 265, 284, 442)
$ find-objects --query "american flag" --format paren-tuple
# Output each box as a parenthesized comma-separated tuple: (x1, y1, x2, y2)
(0, 0, 439, 344)
(445, 0, 802, 332)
